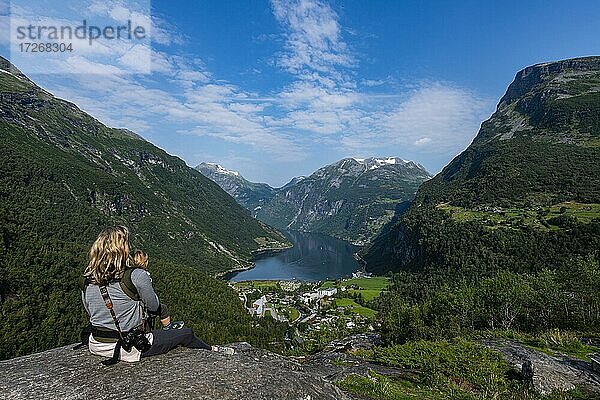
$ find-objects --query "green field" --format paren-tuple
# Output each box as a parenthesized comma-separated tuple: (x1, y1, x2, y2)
(321, 276, 390, 302)
(275, 306, 300, 322)
(232, 280, 281, 291)
(334, 298, 377, 318)
(437, 201, 600, 230)
(288, 307, 300, 321)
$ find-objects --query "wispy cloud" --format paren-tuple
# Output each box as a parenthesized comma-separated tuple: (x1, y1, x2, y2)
(271, 0, 354, 80)
(5, 0, 494, 184)
(339, 83, 490, 155)
(267, 0, 491, 166)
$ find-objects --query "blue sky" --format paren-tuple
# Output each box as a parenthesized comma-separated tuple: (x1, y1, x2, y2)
(2, 0, 600, 186)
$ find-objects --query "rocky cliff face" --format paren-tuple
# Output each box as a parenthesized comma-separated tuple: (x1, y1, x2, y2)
(474, 56, 600, 146)
(480, 339, 600, 395)
(363, 56, 600, 273)
(2, 337, 598, 399)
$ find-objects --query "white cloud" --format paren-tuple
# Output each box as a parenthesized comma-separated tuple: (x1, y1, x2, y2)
(338, 83, 491, 157)
(361, 79, 385, 87)
(61, 55, 124, 74)
(8, 2, 154, 74)
(118, 44, 151, 72)
(88, 0, 151, 31)
(383, 84, 488, 150)
(271, 0, 354, 80)
(414, 137, 432, 146)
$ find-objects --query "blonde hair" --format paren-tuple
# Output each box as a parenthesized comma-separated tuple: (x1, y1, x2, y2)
(132, 249, 148, 269)
(85, 226, 131, 285)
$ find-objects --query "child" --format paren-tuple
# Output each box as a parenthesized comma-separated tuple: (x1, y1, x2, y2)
(131, 250, 185, 330)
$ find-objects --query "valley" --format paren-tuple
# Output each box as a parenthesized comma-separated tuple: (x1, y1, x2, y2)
(231, 276, 391, 352)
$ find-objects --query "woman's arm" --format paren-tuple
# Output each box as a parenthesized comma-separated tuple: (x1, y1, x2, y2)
(131, 269, 160, 312)
(81, 290, 90, 314)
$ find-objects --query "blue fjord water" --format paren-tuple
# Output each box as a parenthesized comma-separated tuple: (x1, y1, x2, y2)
(228, 230, 360, 282)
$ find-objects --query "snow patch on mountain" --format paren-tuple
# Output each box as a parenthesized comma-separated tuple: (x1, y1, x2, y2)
(201, 162, 240, 177)
(350, 157, 426, 171)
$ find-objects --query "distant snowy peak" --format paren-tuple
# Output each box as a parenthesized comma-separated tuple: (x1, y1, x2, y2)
(347, 157, 427, 172)
(199, 162, 240, 177)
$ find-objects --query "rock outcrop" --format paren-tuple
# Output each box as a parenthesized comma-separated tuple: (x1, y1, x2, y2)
(0, 343, 353, 400)
(1, 338, 412, 400)
(480, 339, 600, 395)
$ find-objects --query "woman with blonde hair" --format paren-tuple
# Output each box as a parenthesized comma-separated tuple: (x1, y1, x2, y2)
(81, 225, 233, 364)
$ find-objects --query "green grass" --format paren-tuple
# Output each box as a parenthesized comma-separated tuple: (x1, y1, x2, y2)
(337, 340, 599, 400)
(338, 372, 451, 400)
(338, 340, 511, 399)
(472, 329, 600, 362)
(335, 298, 358, 307)
(348, 289, 382, 301)
(523, 330, 600, 361)
(436, 201, 600, 230)
(285, 307, 300, 321)
(319, 281, 337, 289)
(338, 372, 596, 400)
(321, 276, 390, 302)
(345, 276, 391, 290)
(335, 298, 377, 318)
(0, 72, 30, 92)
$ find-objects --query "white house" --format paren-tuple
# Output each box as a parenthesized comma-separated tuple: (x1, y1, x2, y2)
(301, 292, 321, 303)
(251, 295, 268, 316)
(318, 288, 337, 297)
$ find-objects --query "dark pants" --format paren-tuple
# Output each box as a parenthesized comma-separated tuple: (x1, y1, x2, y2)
(141, 328, 211, 357)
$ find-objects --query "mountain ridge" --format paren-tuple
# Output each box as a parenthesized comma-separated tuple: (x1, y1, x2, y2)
(363, 55, 600, 273)
(198, 157, 431, 245)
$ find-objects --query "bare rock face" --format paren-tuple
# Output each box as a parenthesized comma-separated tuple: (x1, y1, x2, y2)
(480, 339, 600, 395)
(591, 353, 600, 373)
(0, 343, 351, 400)
(322, 333, 384, 353)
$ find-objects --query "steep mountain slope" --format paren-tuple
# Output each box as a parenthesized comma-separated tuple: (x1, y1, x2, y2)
(256, 157, 431, 245)
(0, 57, 287, 272)
(196, 162, 276, 211)
(0, 57, 288, 359)
(363, 57, 600, 274)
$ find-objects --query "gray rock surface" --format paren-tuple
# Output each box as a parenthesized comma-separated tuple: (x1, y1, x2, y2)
(0, 343, 352, 400)
(322, 333, 384, 353)
(591, 353, 600, 373)
(304, 351, 416, 383)
(480, 339, 600, 395)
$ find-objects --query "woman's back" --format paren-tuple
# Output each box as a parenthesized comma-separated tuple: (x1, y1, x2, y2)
(82, 269, 159, 332)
